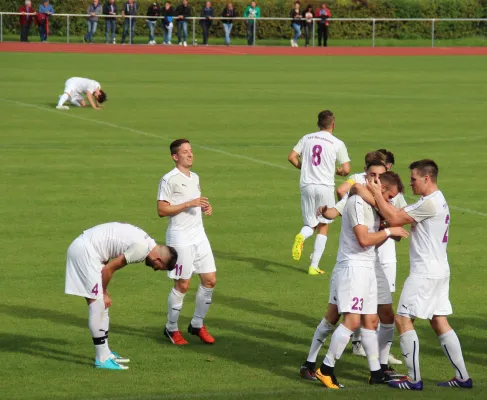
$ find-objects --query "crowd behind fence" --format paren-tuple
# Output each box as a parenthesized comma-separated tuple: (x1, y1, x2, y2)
(2, 12, 487, 47)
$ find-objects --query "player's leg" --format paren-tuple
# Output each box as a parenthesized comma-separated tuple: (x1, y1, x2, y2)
(361, 313, 384, 384)
(69, 94, 84, 107)
(351, 327, 366, 356)
(309, 223, 329, 274)
(292, 185, 315, 262)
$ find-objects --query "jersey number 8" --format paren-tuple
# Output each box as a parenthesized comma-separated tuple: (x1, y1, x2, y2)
(311, 145, 323, 166)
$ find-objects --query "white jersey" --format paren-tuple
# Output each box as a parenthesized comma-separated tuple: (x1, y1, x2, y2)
(82, 222, 157, 265)
(293, 130, 350, 188)
(157, 168, 206, 246)
(336, 195, 380, 268)
(65, 77, 101, 95)
(404, 190, 450, 278)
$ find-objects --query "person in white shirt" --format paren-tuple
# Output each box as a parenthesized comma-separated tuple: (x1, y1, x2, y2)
(308, 172, 408, 389)
(157, 139, 217, 346)
(363, 159, 472, 390)
(65, 222, 177, 370)
(56, 77, 107, 110)
(288, 110, 351, 275)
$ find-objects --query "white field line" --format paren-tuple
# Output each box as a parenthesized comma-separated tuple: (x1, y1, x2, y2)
(2, 98, 485, 217)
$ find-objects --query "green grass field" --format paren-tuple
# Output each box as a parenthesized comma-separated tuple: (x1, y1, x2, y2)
(1, 52, 487, 400)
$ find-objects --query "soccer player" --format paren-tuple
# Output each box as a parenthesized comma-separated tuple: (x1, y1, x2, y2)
(65, 222, 177, 370)
(311, 171, 408, 389)
(157, 139, 217, 345)
(288, 110, 351, 275)
(56, 77, 107, 110)
(363, 160, 472, 390)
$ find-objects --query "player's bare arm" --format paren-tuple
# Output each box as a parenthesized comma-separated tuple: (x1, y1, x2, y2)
(336, 180, 352, 200)
(157, 197, 209, 217)
(317, 205, 340, 220)
(335, 161, 351, 177)
(369, 179, 414, 227)
(86, 91, 101, 110)
(350, 183, 377, 207)
(288, 150, 302, 170)
(101, 254, 128, 308)
(353, 224, 408, 248)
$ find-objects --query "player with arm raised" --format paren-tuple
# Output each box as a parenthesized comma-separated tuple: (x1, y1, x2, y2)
(366, 159, 472, 390)
(288, 110, 351, 275)
(56, 77, 107, 110)
(65, 222, 177, 370)
(157, 139, 217, 346)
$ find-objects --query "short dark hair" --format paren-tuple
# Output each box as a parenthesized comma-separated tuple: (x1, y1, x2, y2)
(170, 139, 190, 155)
(365, 159, 387, 171)
(409, 159, 439, 182)
(377, 148, 395, 165)
(365, 151, 387, 165)
(317, 110, 335, 130)
(166, 246, 178, 271)
(380, 171, 404, 193)
(97, 90, 107, 103)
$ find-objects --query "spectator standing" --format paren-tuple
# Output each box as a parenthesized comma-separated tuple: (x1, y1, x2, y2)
(175, 0, 191, 47)
(103, 0, 118, 44)
(221, 3, 236, 46)
(147, 2, 161, 44)
(84, 0, 103, 44)
(161, 2, 174, 44)
(315, 3, 331, 47)
(37, 0, 54, 42)
(200, 1, 214, 46)
(303, 4, 313, 47)
(243, 1, 260, 46)
(19, 1, 35, 42)
(121, 0, 139, 44)
(289, 1, 302, 47)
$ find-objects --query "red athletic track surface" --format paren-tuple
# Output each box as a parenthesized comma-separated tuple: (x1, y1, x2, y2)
(1, 42, 487, 56)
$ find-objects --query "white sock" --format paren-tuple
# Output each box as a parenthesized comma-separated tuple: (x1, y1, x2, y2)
(310, 234, 328, 268)
(378, 323, 394, 365)
(438, 330, 470, 381)
(166, 288, 185, 332)
(102, 307, 111, 354)
(299, 226, 314, 240)
(400, 330, 421, 382)
(352, 327, 361, 342)
(190, 285, 214, 329)
(307, 318, 334, 363)
(324, 324, 353, 367)
(57, 93, 69, 107)
(88, 298, 110, 362)
(361, 328, 381, 372)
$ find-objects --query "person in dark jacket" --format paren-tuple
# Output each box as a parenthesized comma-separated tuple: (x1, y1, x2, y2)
(290, 1, 302, 47)
(19, 1, 35, 42)
(84, 0, 103, 44)
(161, 2, 174, 44)
(147, 2, 161, 44)
(199, 1, 214, 45)
(315, 3, 331, 47)
(175, 0, 191, 46)
(221, 3, 236, 46)
(103, 0, 118, 44)
(303, 4, 313, 47)
(121, 0, 139, 44)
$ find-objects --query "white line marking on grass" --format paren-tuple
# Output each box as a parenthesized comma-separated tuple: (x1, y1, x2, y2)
(2, 98, 485, 217)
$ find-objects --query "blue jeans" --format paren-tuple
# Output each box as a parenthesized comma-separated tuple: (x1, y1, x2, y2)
(223, 23, 232, 45)
(147, 20, 156, 42)
(39, 21, 47, 41)
(84, 20, 98, 42)
(122, 17, 136, 44)
(177, 20, 188, 42)
(163, 23, 173, 44)
(105, 19, 116, 42)
(292, 23, 301, 42)
(246, 20, 255, 46)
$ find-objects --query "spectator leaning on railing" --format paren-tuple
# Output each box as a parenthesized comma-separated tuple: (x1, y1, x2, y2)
(175, 0, 191, 47)
(303, 4, 313, 47)
(221, 3, 237, 46)
(290, 1, 302, 47)
(243, 1, 260, 46)
(161, 1, 175, 45)
(200, 1, 214, 46)
(84, 0, 103, 44)
(103, 0, 118, 44)
(19, 1, 35, 42)
(37, 0, 54, 42)
(121, 0, 139, 44)
(147, 2, 161, 45)
(315, 2, 331, 47)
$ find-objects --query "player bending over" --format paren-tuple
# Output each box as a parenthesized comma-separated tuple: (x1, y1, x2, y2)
(56, 77, 107, 110)
(65, 222, 177, 370)
(157, 139, 217, 345)
(288, 110, 350, 275)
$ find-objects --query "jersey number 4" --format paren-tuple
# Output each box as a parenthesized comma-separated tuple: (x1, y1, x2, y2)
(311, 145, 323, 166)
(442, 215, 450, 243)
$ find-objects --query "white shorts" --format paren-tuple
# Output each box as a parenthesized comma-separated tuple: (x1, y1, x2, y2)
(397, 275, 452, 320)
(65, 235, 103, 299)
(331, 265, 377, 315)
(376, 263, 393, 305)
(168, 239, 216, 280)
(300, 184, 335, 228)
(380, 262, 397, 292)
(64, 79, 83, 100)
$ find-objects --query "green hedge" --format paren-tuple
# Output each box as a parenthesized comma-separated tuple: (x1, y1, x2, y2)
(2, 0, 487, 40)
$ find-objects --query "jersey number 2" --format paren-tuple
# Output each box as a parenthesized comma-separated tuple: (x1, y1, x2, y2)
(442, 214, 450, 243)
(311, 145, 323, 166)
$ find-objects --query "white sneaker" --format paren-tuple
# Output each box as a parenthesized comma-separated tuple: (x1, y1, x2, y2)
(294, 41, 299, 47)
(112, 39, 116, 44)
(290, 39, 294, 47)
(56, 105, 69, 110)
(352, 342, 367, 357)
(178, 42, 182, 46)
(167, 42, 171, 45)
(183, 41, 187, 47)
(388, 353, 403, 365)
